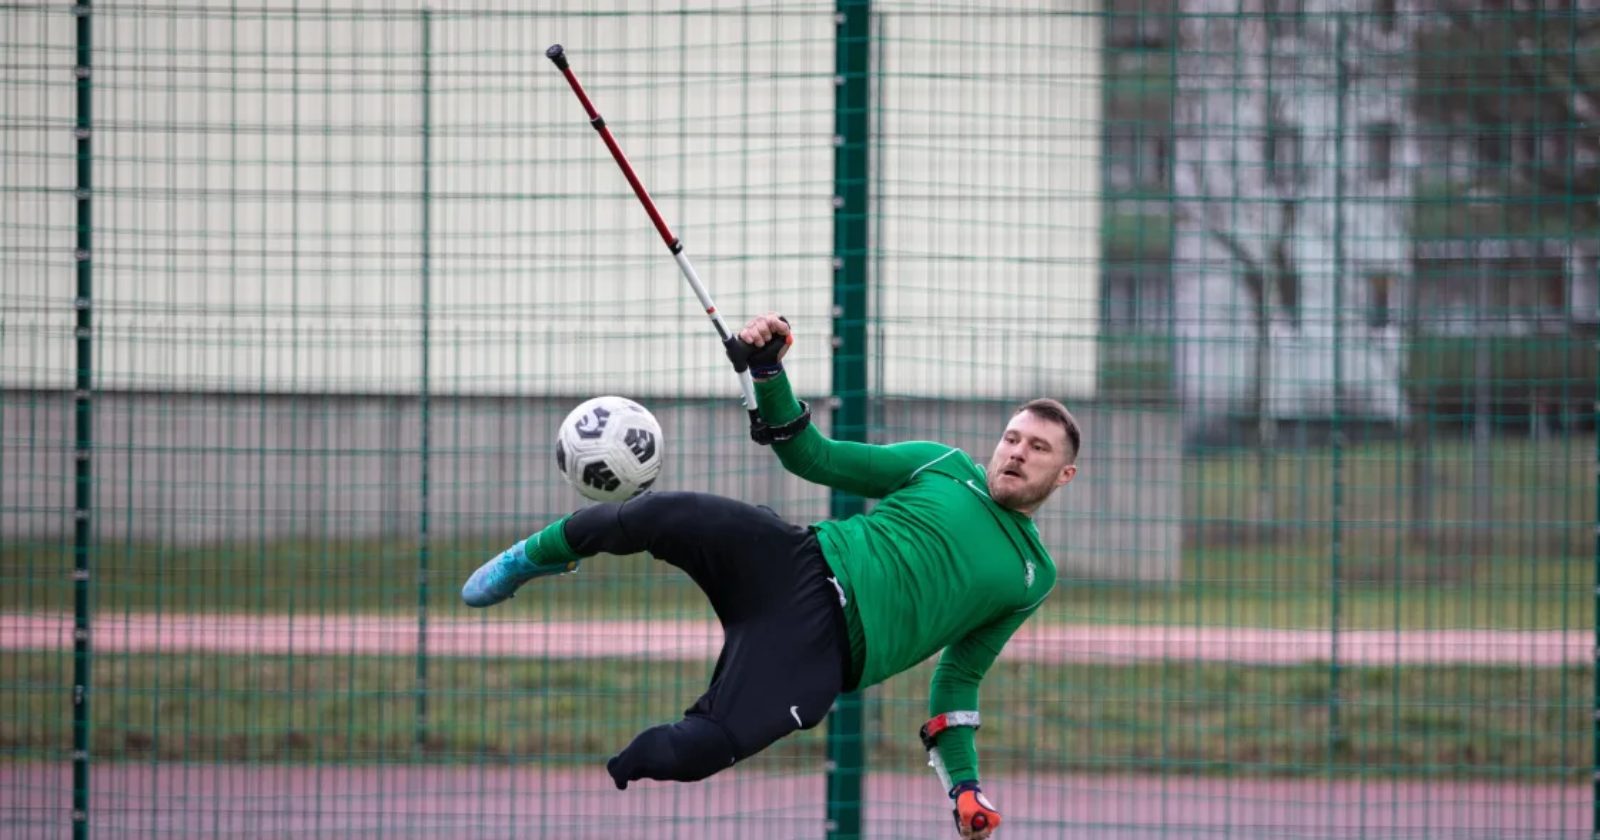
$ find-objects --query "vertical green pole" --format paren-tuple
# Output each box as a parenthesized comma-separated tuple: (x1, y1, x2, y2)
(828, 2, 870, 838)
(1328, 13, 1347, 760)
(1583, 15, 1600, 839)
(416, 7, 433, 754)
(1592, 95, 1600, 838)
(71, 1, 94, 836)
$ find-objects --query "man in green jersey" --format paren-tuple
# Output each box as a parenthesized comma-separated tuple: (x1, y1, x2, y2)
(462, 313, 1079, 839)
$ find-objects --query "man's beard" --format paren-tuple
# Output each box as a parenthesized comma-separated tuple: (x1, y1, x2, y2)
(987, 464, 1056, 511)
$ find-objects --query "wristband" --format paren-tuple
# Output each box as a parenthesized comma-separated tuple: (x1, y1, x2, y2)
(920, 711, 982, 750)
(921, 711, 982, 792)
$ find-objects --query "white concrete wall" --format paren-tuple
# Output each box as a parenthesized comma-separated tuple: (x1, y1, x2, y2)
(1, 392, 1179, 581)
(2, 1, 1102, 401)
(2, 6, 78, 390)
(874, 2, 1102, 400)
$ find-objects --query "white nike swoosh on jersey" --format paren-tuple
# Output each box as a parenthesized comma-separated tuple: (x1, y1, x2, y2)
(790, 705, 803, 727)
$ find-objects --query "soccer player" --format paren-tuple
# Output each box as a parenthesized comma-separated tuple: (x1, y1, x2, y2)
(461, 312, 1079, 839)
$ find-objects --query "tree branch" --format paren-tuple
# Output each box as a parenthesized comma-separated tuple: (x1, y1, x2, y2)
(1265, 90, 1301, 329)
(1438, 1, 1600, 132)
(1194, 212, 1268, 313)
(1508, 35, 1600, 129)
(1272, 196, 1301, 329)
(1204, 224, 1263, 284)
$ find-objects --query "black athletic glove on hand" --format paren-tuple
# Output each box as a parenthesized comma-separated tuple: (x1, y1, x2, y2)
(725, 315, 790, 380)
(746, 336, 787, 379)
(728, 314, 808, 445)
(950, 781, 1001, 839)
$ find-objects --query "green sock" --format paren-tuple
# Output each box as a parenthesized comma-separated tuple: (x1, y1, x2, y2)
(526, 515, 582, 568)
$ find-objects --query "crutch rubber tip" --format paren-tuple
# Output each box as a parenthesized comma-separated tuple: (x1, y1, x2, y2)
(545, 44, 568, 68)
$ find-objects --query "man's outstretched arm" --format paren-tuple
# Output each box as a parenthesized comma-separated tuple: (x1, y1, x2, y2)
(926, 603, 1037, 790)
(739, 312, 954, 498)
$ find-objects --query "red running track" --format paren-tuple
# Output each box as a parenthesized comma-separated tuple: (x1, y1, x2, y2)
(0, 612, 1584, 665)
(0, 763, 1585, 839)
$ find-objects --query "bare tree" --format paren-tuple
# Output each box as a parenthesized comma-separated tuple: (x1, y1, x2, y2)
(1173, 0, 1412, 500)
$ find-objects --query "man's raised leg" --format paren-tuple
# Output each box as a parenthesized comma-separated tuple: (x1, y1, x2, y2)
(459, 515, 582, 607)
(562, 491, 803, 624)
(461, 491, 790, 610)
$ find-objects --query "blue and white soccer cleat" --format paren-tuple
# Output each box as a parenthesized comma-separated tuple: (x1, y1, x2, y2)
(460, 534, 579, 608)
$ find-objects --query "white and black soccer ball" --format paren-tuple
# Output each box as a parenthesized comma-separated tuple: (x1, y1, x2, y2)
(554, 395, 663, 503)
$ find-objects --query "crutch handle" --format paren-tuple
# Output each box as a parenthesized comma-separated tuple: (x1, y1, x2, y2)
(723, 322, 789, 376)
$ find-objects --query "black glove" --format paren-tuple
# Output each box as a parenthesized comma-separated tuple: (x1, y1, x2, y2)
(724, 315, 790, 379)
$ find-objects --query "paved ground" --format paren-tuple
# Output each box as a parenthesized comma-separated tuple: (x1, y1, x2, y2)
(3, 612, 1585, 665)
(4, 615, 1586, 837)
(0, 764, 1585, 839)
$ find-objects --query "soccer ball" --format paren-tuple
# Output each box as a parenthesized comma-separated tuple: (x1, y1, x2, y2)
(555, 396, 663, 503)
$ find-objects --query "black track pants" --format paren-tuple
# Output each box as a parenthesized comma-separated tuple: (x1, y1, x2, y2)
(564, 491, 852, 788)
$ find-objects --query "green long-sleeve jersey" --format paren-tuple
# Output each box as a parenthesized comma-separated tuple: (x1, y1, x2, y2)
(755, 373, 1058, 788)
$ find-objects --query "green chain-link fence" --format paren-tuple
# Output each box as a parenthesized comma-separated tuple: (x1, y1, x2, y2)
(2, 1, 1591, 837)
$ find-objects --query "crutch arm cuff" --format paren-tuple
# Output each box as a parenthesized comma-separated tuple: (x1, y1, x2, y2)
(919, 711, 982, 750)
(750, 400, 811, 445)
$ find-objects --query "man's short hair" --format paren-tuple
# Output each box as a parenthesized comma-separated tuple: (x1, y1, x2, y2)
(1016, 398, 1081, 463)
